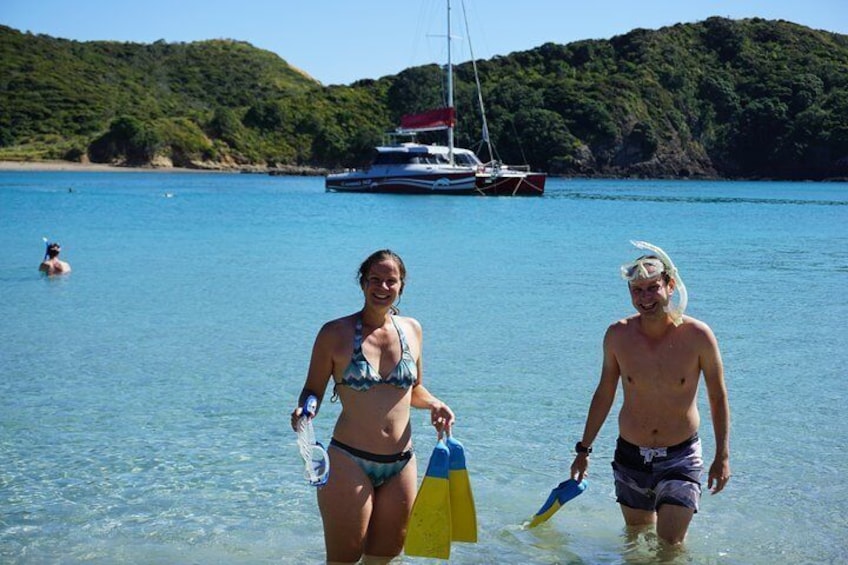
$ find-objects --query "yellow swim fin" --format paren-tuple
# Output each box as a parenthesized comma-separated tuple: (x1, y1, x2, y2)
(528, 479, 587, 528)
(404, 440, 452, 559)
(446, 434, 477, 542)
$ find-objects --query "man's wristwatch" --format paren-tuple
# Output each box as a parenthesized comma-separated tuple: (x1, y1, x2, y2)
(575, 441, 592, 455)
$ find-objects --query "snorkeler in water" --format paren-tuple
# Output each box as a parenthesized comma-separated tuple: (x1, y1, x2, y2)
(39, 240, 72, 276)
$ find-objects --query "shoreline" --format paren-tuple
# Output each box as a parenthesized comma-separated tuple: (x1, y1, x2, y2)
(3, 160, 844, 182)
(0, 160, 220, 173)
(0, 160, 329, 176)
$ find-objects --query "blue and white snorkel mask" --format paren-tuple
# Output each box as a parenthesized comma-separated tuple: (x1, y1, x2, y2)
(620, 240, 688, 326)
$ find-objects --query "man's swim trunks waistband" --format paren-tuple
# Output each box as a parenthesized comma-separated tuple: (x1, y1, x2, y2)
(616, 434, 699, 466)
(617, 434, 699, 453)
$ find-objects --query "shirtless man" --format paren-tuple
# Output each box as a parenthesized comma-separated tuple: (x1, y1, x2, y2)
(570, 241, 730, 545)
(39, 242, 72, 276)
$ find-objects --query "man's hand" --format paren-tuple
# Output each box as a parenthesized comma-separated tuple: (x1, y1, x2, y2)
(707, 457, 731, 494)
(570, 453, 590, 483)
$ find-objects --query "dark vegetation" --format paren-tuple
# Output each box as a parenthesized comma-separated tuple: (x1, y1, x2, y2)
(2, 18, 847, 179)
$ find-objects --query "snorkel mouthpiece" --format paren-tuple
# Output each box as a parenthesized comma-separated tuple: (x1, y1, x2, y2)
(625, 240, 688, 326)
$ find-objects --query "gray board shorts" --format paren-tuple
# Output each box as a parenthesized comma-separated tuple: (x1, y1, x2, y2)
(611, 434, 703, 512)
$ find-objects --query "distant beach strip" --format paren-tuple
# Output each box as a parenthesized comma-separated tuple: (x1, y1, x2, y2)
(0, 160, 329, 175)
(0, 160, 201, 173)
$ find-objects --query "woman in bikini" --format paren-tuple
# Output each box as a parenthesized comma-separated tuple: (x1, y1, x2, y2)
(290, 249, 455, 563)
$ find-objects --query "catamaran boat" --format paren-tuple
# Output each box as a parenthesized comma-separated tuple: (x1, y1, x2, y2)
(324, 140, 547, 196)
(325, 1, 546, 197)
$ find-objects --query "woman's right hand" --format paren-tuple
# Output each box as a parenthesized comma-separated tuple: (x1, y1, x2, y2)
(290, 406, 306, 432)
(291, 393, 320, 431)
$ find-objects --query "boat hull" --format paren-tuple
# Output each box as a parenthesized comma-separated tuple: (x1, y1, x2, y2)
(325, 170, 545, 196)
(325, 170, 476, 195)
(474, 172, 546, 196)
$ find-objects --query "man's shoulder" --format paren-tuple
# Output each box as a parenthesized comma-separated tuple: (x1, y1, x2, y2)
(679, 315, 714, 337)
(604, 316, 638, 347)
(607, 315, 639, 333)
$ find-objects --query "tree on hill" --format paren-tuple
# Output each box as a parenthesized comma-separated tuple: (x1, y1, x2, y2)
(1, 19, 846, 179)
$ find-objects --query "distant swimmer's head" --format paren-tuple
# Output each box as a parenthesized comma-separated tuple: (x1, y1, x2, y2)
(46, 242, 62, 259)
(621, 240, 688, 326)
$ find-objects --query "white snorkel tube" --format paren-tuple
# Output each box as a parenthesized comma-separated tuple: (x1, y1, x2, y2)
(628, 240, 688, 326)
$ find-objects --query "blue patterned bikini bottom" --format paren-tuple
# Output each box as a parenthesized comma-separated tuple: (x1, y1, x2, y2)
(329, 438, 413, 488)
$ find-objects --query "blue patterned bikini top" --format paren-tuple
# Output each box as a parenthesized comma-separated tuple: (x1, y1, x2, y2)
(337, 315, 417, 393)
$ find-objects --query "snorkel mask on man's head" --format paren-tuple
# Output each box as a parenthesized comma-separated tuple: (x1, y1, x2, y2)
(621, 256, 667, 282)
(620, 240, 688, 326)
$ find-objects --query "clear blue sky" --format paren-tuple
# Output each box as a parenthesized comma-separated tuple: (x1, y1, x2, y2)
(3, 1, 846, 86)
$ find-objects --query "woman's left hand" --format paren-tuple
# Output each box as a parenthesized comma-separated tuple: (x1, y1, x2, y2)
(430, 401, 455, 436)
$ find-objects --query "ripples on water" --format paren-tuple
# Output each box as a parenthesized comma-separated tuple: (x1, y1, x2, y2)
(1, 174, 847, 564)
(558, 191, 848, 206)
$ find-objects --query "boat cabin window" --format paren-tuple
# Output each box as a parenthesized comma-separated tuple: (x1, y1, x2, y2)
(371, 150, 480, 166)
(373, 152, 418, 165)
(454, 153, 482, 166)
(411, 154, 450, 165)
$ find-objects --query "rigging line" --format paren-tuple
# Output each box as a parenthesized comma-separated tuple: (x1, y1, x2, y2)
(460, 0, 498, 165)
(510, 118, 530, 167)
(408, 1, 430, 76)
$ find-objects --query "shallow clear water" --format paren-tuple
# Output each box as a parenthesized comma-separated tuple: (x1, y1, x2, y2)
(1, 172, 847, 564)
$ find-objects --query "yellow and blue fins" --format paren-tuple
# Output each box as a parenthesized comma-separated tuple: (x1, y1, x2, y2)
(528, 478, 587, 528)
(446, 434, 477, 543)
(404, 440, 452, 559)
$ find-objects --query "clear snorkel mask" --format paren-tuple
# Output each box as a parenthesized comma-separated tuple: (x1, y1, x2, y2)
(296, 395, 330, 487)
(620, 240, 688, 326)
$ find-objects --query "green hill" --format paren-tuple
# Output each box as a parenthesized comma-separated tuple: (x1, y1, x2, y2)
(0, 26, 322, 167)
(1, 19, 847, 179)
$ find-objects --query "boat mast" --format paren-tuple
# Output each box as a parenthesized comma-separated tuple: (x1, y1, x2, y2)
(447, 0, 454, 165)
(460, 0, 495, 166)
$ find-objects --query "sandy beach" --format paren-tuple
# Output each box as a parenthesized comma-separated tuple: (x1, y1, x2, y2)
(0, 160, 224, 173)
(0, 160, 330, 175)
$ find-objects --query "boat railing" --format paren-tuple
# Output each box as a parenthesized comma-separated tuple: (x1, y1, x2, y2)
(383, 131, 418, 146)
(477, 160, 533, 174)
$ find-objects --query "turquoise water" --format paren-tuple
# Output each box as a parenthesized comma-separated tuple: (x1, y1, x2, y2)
(1, 172, 846, 564)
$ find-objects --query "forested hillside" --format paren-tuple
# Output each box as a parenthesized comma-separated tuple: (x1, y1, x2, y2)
(1, 18, 847, 179)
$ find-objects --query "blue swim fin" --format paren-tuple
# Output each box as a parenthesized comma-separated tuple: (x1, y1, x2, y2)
(446, 435, 477, 543)
(528, 478, 587, 528)
(404, 440, 452, 559)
